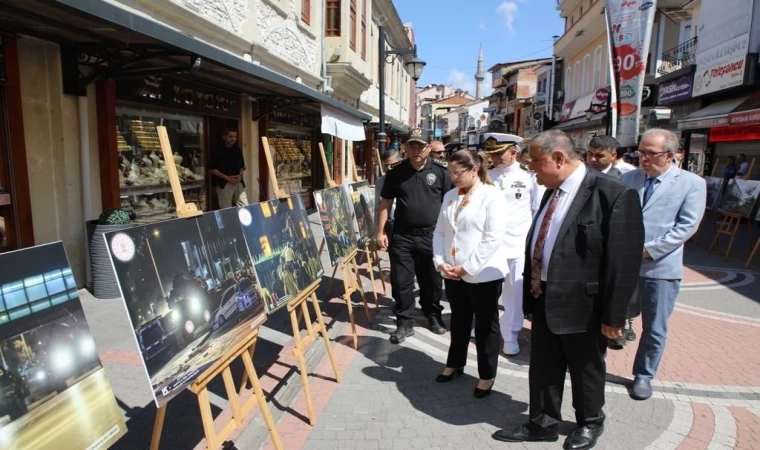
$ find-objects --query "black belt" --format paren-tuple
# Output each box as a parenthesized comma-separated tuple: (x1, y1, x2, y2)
(395, 225, 435, 236)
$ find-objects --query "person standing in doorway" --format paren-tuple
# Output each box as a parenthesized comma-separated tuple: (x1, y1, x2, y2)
(621, 129, 705, 401)
(210, 128, 248, 208)
(377, 128, 454, 344)
(484, 137, 540, 356)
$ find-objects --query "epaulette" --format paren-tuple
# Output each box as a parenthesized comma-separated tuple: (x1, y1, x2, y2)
(519, 164, 529, 171)
(387, 161, 402, 170)
(432, 159, 448, 168)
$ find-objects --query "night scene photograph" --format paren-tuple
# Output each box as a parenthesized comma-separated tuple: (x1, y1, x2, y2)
(0, 242, 125, 450)
(238, 195, 323, 313)
(313, 186, 358, 267)
(347, 181, 371, 246)
(357, 183, 376, 237)
(105, 208, 265, 407)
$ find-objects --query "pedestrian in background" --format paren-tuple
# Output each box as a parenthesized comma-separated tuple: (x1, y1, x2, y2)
(378, 128, 454, 344)
(586, 135, 622, 178)
(493, 130, 643, 450)
(621, 128, 706, 401)
(430, 140, 446, 162)
(484, 137, 541, 356)
(432, 150, 508, 397)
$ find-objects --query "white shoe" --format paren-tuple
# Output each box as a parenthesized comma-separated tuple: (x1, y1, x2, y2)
(502, 342, 520, 356)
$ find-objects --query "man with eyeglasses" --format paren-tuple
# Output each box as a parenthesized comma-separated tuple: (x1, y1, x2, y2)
(378, 128, 454, 343)
(429, 140, 446, 162)
(621, 128, 705, 401)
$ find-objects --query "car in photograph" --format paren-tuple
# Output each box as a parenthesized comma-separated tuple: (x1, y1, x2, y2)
(0, 367, 28, 421)
(211, 281, 240, 331)
(168, 274, 212, 340)
(137, 316, 176, 361)
(236, 278, 258, 312)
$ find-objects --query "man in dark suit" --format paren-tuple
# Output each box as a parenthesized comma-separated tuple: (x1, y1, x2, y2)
(492, 130, 644, 450)
(586, 135, 622, 178)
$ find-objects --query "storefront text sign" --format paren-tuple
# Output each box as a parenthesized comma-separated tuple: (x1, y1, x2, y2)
(692, 0, 753, 96)
(658, 74, 693, 105)
(708, 125, 760, 142)
(729, 109, 760, 126)
(605, 0, 657, 147)
(117, 76, 240, 119)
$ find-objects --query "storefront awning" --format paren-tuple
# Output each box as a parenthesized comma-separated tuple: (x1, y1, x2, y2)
(554, 112, 606, 131)
(678, 95, 750, 130)
(321, 106, 366, 141)
(0, 0, 371, 122)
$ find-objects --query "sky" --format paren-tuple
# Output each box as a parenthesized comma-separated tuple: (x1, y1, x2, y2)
(394, 0, 564, 96)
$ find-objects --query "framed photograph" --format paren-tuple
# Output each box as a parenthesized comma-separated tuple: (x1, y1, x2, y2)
(238, 195, 324, 313)
(105, 208, 266, 407)
(313, 186, 358, 267)
(0, 242, 126, 449)
(347, 181, 371, 245)
(357, 184, 376, 236)
(717, 179, 760, 218)
(704, 176, 725, 210)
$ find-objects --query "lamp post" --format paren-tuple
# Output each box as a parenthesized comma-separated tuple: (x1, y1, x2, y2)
(585, 87, 612, 136)
(378, 26, 426, 156)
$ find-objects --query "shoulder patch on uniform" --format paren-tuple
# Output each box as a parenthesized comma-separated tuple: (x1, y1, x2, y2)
(431, 159, 448, 168)
(387, 161, 402, 170)
(519, 164, 529, 171)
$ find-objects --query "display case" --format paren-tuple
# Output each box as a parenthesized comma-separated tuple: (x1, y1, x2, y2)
(116, 107, 206, 224)
(268, 125, 314, 208)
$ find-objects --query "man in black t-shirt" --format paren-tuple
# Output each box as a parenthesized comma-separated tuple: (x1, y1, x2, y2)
(377, 128, 455, 343)
(210, 129, 248, 208)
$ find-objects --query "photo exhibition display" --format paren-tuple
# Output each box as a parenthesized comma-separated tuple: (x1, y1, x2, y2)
(0, 243, 126, 449)
(238, 195, 324, 313)
(347, 181, 371, 245)
(313, 185, 359, 266)
(105, 208, 266, 406)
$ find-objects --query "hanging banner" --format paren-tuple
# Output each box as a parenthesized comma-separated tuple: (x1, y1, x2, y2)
(604, 0, 657, 147)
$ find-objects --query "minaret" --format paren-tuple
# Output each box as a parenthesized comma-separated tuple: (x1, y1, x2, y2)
(475, 44, 485, 99)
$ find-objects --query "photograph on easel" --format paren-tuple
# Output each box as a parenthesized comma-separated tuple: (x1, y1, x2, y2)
(104, 210, 266, 407)
(313, 185, 358, 266)
(717, 179, 760, 218)
(347, 181, 371, 245)
(704, 176, 725, 210)
(238, 195, 324, 313)
(357, 184, 376, 236)
(0, 243, 126, 449)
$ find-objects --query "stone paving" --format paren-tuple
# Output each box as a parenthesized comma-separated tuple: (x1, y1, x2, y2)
(83, 216, 760, 449)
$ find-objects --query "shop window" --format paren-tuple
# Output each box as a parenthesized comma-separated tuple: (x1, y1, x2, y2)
(266, 111, 318, 209)
(350, 0, 357, 51)
(326, 0, 340, 37)
(115, 107, 206, 225)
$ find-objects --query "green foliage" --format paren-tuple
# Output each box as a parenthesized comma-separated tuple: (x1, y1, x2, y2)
(98, 208, 132, 225)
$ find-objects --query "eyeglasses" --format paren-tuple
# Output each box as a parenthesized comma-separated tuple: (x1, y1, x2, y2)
(448, 168, 470, 177)
(636, 150, 669, 159)
(431, 151, 445, 156)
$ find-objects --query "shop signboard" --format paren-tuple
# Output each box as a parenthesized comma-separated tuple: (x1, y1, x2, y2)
(692, 0, 754, 96)
(604, 0, 657, 147)
(0, 242, 126, 449)
(729, 109, 760, 126)
(117, 76, 240, 119)
(658, 74, 693, 105)
(105, 208, 267, 407)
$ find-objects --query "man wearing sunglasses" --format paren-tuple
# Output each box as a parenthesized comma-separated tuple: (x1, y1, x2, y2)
(429, 140, 446, 162)
(378, 128, 454, 343)
(621, 128, 705, 401)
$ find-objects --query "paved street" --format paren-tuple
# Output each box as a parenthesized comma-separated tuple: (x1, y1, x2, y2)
(83, 224, 760, 449)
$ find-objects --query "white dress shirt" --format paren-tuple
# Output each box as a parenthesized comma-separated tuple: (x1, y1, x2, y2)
(489, 163, 536, 259)
(433, 183, 509, 283)
(530, 172, 546, 218)
(601, 164, 613, 174)
(614, 159, 636, 174)
(530, 164, 587, 281)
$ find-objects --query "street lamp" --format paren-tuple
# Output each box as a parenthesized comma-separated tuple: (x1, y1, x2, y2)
(378, 25, 426, 155)
(585, 87, 613, 136)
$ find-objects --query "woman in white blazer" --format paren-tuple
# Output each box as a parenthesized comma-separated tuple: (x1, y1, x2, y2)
(432, 150, 509, 398)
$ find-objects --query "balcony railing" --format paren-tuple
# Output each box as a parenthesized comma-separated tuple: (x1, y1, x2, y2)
(657, 36, 697, 76)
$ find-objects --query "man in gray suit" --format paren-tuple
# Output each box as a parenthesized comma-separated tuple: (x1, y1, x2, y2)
(621, 128, 706, 401)
(586, 135, 622, 178)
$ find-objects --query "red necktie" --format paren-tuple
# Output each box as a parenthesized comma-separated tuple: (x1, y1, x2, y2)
(530, 190, 562, 298)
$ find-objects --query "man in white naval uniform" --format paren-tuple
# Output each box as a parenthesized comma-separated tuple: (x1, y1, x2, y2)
(484, 137, 543, 355)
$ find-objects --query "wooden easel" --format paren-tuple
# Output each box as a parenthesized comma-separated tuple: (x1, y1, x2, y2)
(239, 280, 341, 426)
(747, 237, 760, 268)
(708, 212, 743, 259)
(711, 158, 719, 176)
(376, 147, 385, 176)
(151, 127, 282, 450)
(742, 158, 756, 180)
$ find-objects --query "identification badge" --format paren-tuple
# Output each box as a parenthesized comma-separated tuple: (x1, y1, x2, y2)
(515, 189, 522, 199)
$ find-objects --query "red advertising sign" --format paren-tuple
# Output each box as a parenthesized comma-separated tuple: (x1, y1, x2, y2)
(708, 125, 760, 142)
(728, 109, 760, 126)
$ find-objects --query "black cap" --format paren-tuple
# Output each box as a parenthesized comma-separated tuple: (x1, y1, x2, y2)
(406, 127, 428, 144)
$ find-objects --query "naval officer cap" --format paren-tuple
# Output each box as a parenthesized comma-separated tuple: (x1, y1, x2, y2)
(483, 136, 518, 154)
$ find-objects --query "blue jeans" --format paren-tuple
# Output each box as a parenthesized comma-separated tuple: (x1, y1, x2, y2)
(632, 277, 681, 380)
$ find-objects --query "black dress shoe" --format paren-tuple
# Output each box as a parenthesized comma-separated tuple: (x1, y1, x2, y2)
(389, 326, 414, 344)
(473, 379, 494, 398)
(435, 367, 464, 383)
(624, 327, 637, 342)
(427, 316, 446, 335)
(608, 336, 627, 350)
(492, 424, 558, 443)
(563, 425, 604, 450)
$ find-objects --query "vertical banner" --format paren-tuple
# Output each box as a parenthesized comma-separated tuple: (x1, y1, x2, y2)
(604, 0, 657, 147)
